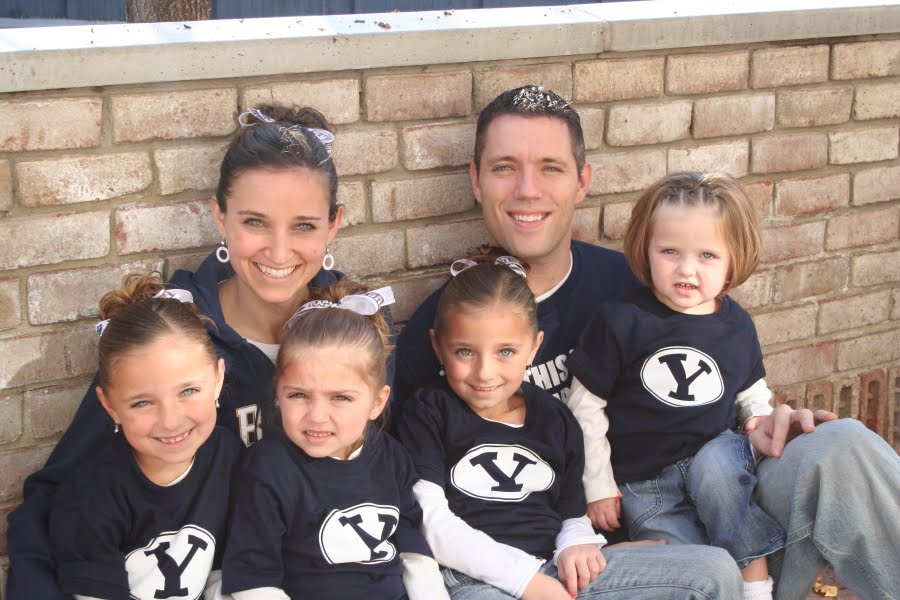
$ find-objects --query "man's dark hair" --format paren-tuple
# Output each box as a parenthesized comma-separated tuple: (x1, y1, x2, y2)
(474, 85, 586, 173)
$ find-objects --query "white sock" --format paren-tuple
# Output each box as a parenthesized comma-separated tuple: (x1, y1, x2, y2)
(742, 576, 774, 600)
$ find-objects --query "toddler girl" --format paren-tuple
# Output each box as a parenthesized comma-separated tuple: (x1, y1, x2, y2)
(566, 172, 785, 600)
(49, 273, 240, 600)
(397, 254, 743, 600)
(221, 281, 446, 600)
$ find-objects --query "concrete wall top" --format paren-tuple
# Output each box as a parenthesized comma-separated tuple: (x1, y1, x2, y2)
(1, 0, 899, 93)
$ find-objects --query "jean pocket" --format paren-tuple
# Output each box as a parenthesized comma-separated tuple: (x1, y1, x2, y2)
(620, 478, 663, 535)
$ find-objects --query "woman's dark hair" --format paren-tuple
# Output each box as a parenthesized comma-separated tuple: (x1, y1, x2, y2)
(433, 245, 537, 337)
(216, 104, 339, 220)
(97, 273, 217, 388)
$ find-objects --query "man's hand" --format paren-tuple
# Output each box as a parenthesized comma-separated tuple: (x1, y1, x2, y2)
(586, 496, 621, 531)
(521, 572, 573, 600)
(557, 544, 606, 598)
(749, 404, 837, 458)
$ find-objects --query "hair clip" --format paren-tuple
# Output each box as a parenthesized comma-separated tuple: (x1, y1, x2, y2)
(95, 288, 195, 337)
(284, 286, 395, 330)
(512, 85, 570, 111)
(239, 107, 335, 159)
(238, 107, 275, 126)
(449, 256, 526, 278)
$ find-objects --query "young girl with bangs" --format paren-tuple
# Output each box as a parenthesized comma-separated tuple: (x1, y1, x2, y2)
(222, 280, 446, 600)
(49, 274, 240, 600)
(396, 253, 744, 600)
(566, 172, 790, 600)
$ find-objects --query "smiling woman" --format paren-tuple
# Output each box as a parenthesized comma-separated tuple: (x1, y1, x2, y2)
(4, 104, 385, 600)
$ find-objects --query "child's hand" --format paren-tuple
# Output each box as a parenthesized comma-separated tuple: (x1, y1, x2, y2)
(744, 416, 762, 433)
(557, 544, 607, 597)
(586, 496, 621, 531)
(521, 572, 572, 600)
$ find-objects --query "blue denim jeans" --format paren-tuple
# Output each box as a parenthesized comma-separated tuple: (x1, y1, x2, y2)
(619, 429, 785, 570)
(442, 544, 742, 599)
(754, 419, 900, 600)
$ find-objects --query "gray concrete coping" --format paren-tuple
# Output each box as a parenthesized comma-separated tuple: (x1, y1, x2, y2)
(0, 0, 898, 93)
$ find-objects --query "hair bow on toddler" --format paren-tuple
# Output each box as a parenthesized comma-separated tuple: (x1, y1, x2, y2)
(284, 286, 395, 330)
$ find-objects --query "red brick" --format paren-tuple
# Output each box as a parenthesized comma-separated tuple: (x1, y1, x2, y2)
(333, 127, 398, 176)
(729, 271, 772, 309)
(743, 181, 774, 220)
(826, 206, 899, 250)
(601, 202, 633, 240)
(331, 230, 405, 278)
(156, 141, 228, 195)
(751, 45, 829, 88)
(858, 368, 887, 437)
(406, 219, 488, 269)
(16, 153, 152, 207)
(889, 366, 900, 448)
(0, 160, 11, 212)
(575, 57, 664, 102)
(666, 51, 748, 95)
(0, 212, 109, 271)
(852, 250, 900, 286)
(836, 377, 861, 419)
(854, 81, 900, 120)
(693, 93, 775, 138)
(764, 341, 835, 387)
(366, 72, 471, 121)
(243, 77, 360, 124)
(776, 87, 853, 128)
(837, 329, 900, 370)
(26, 259, 163, 325)
(111, 88, 237, 143)
(832, 40, 900, 80)
(473, 64, 573, 110)
(337, 181, 366, 228)
(403, 123, 476, 171)
(0, 98, 101, 152)
(775, 174, 849, 216)
(25, 382, 86, 440)
(751, 133, 828, 173)
(773, 257, 848, 302)
(753, 304, 817, 347)
(0, 445, 53, 502)
(0, 279, 19, 331)
(805, 381, 835, 413)
(580, 108, 605, 151)
(372, 173, 473, 223)
(115, 200, 219, 255)
(819, 289, 892, 335)
(773, 385, 806, 410)
(571, 206, 602, 245)
(667, 140, 749, 178)
(760, 221, 825, 263)
(606, 100, 692, 146)
(853, 165, 900, 206)
(588, 149, 666, 195)
(829, 125, 899, 165)
(0, 327, 96, 390)
(386, 272, 445, 323)
(0, 393, 22, 445)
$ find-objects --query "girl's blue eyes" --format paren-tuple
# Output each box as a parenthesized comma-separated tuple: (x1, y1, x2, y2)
(242, 219, 314, 231)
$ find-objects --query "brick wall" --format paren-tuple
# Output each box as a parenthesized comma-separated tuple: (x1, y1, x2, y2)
(0, 17, 898, 588)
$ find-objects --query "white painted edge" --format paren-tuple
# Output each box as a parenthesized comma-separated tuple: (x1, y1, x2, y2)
(1, 1, 899, 93)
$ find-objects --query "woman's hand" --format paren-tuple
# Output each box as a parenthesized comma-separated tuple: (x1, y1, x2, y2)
(556, 544, 607, 598)
(749, 404, 838, 458)
(521, 572, 573, 600)
(586, 496, 621, 531)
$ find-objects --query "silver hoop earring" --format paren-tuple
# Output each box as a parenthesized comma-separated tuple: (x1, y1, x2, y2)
(439, 364, 445, 377)
(216, 240, 230, 263)
(114, 422, 120, 434)
(322, 248, 334, 271)
(215, 399, 220, 409)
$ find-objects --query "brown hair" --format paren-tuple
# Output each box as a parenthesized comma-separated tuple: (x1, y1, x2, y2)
(216, 104, 339, 221)
(623, 171, 761, 294)
(434, 245, 537, 337)
(97, 273, 217, 388)
(474, 85, 586, 174)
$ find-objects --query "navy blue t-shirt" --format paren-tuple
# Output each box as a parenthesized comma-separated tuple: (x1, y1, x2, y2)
(568, 288, 765, 483)
(222, 428, 430, 600)
(395, 241, 638, 407)
(49, 427, 240, 600)
(396, 382, 586, 560)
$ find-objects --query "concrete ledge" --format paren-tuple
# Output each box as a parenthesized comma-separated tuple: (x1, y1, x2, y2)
(1, 0, 899, 93)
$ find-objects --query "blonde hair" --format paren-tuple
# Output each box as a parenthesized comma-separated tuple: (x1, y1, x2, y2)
(623, 172, 761, 294)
